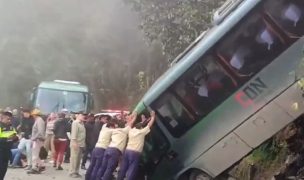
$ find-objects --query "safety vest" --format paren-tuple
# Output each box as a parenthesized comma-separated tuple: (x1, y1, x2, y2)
(0, 125, 16, 139)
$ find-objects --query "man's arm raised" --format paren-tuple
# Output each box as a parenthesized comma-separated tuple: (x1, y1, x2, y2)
(127, 111, 137, 127)
(147, 111, 156, 128)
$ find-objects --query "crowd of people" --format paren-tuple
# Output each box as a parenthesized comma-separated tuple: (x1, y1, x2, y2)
(0, 107, 156, 180)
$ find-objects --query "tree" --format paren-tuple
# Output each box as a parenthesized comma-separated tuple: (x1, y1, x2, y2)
(125, 0, 225, 61)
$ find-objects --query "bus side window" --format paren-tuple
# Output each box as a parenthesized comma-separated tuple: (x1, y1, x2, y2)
(151, 93, 195, 137)
(265, 0, 304, 37)
(174, 56, 236, 119)
(142, 124, 169, 168)
(217, 10, 288, 78)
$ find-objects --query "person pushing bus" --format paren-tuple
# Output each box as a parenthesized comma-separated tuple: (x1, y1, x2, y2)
(85, 118, 115, 180)
(117, 111, 156, 180)
(97, 112, 137, 180)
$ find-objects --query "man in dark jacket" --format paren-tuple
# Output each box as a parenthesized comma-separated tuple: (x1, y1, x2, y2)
(0, 111, 18, 180)
(81, 113, 95, 170)
(17, 109, 35, 170)
(11, 109, 20, 130)
(64, 112, 74, 163)
(53, 113, 71, 170)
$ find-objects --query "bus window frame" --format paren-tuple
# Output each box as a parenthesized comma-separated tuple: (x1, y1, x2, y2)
(142, 121, 170, 168)
(265, 11, 301, 39)
(153, 54, 239, 137)
(263, 0, 304, 39)
(151, 92, 197, 137)
(172, 54, 239, 116)
(215, 3, 290, 80)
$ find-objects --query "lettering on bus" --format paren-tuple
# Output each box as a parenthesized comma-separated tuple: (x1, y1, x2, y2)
(235, 77, 268, 108)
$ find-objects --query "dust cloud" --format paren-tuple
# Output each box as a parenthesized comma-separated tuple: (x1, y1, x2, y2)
(0, 0, 154, 108)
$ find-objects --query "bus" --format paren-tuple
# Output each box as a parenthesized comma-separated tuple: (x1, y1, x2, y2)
(134, 0, 304, 179)
(29, 80, 93, 115)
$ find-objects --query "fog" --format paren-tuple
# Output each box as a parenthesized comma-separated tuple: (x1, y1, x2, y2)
(0, 0, 156, 109)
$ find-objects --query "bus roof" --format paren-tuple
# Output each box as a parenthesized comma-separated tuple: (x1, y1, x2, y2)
(140, 0, 259, 105)
(38, 81, 89, 92)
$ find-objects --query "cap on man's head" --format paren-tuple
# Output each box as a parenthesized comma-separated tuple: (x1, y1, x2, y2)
(2, 111, 13, 117)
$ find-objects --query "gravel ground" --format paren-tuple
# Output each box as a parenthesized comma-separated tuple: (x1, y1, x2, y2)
(5, 163, 87, 180)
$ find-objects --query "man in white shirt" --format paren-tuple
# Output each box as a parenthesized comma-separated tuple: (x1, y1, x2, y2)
(69, 112, 86, 178)
(117, 111, 156, 180)
(97, 112, 137, 180)
(85, 119, 115, 180)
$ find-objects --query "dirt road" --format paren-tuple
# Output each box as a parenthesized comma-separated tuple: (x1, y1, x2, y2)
(5, 163, 86, 180)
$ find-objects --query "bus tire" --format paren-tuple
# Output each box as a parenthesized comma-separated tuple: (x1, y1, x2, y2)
(189, 170, 212, 180)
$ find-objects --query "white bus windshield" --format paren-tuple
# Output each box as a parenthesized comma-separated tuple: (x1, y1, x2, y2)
(35, 88, 88, 114)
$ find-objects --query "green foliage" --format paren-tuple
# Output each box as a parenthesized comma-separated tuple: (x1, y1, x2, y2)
(247, 139, 281, 165)
(230, 138, 288, 180)
(125, 0, 225, 61)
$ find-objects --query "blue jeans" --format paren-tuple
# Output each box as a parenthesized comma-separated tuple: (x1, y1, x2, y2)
(85, 147, 105, 180)
(18, 138, 32, 166)
(117, 150, 141, 180)
(11, 149, 22, 166)
(97, 147, 121, 180)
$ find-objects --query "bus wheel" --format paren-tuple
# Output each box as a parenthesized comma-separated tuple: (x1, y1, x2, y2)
(189, 170, 212, 180)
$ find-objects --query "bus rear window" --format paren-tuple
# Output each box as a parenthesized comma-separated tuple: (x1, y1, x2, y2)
(217, 10, 287, 77)
(265, 0, 304, 37)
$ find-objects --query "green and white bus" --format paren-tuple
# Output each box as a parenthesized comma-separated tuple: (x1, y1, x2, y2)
(30, 80, 93, 115)
(134, 0, 304, 179)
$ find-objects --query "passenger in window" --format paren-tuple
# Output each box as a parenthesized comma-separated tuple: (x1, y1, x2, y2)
(282, 3, 303, 36)
(266, 1, 304, 36)
(229, 38, 253, 75)
(283, 4, 301, 27)
(207, 69, 235, 104)
(229, 24, 284, 75)
(182, 61, 235, 117)
(186, 66, 213, 116)
(117, 111, 156, 180)
(230, 47, 249, 70)
(256, 28, 275, 50)
(192, 69, 209, 98)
